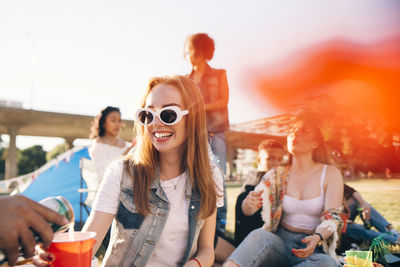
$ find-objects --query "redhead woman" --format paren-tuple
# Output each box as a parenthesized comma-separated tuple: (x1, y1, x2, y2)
(89, 106, 134, 179)
(34, 76, 223, 267)
(223, 119, 344, 267)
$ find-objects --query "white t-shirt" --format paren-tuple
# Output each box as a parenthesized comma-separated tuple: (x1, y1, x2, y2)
(147, 173, 189, 267)
(88, 140, 130, 179)
(92, 160, 224, 266)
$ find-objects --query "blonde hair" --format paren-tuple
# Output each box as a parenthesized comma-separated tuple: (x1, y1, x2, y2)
(125, 75, 216, 219)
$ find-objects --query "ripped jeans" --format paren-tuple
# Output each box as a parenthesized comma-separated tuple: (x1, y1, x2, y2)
(228, 227, 338, 267)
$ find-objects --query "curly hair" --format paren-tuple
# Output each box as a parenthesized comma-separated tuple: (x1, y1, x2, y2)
(89, 106, 121, 139)
(184, 33, 215, 61)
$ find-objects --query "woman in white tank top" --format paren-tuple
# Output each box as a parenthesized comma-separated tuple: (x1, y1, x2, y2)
(224, 119, 344, 267)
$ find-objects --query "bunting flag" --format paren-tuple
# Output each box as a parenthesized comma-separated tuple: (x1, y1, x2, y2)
(0, 146, 84, 195)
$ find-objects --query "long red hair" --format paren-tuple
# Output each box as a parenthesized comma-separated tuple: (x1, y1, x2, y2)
(125, 75, 216, 219)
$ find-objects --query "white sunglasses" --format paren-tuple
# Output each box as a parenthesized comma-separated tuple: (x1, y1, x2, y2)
(135, 106, 189, 126)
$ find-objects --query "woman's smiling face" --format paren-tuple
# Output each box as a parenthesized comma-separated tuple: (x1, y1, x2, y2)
(144, 83, 187, 155)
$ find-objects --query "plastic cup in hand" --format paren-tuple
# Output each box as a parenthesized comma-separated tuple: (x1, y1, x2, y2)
(345, 250, 373, 267)
(48, 231, 96, 267)
(341, 213, 349, 233)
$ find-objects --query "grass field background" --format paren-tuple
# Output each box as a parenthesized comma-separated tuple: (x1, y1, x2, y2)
(225, 179, 400, 237)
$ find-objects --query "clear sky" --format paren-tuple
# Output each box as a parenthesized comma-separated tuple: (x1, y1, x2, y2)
(1, 0, 399, 150)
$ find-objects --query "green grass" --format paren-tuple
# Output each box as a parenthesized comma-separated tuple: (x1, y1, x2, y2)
(225, 183, 243, 237)
(225, 178, 400, 237)
(345, 179, 400, 231)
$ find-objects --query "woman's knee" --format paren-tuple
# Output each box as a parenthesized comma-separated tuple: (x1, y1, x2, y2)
(244, 228, 276, 245)
(228, 228, 287, 266)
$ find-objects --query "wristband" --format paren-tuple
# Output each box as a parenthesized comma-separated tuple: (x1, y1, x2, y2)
(190, 258, 201, 267)
(314, 232, 324, 241)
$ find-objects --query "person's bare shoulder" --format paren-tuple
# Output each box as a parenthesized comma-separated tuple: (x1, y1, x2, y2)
(325, 165, 343, 185)
(326, 165, 342, 176)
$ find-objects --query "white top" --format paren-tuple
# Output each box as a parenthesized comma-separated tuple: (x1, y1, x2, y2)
(88, 140, 130, 179)
(147, 173, 188, 267)
(93, 160, 224, 266)
(281, 165, 327, 230)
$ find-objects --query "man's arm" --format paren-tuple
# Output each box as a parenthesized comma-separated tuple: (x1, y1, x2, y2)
(0, 195, 68, 265)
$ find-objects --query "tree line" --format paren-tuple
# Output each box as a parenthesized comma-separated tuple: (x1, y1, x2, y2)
(0, 141, 67, 180)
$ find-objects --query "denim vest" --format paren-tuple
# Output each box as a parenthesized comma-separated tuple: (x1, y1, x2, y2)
(189, 64, 229, 133)
(101, 165, 204, 267)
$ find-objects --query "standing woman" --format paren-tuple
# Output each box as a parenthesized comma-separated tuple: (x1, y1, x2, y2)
(89, 106, 134, 179)
(184, 33, 229, 175)
(34, 76, 223, 267)
(184, 32, 229, 235)
(224, 119, 344, 267)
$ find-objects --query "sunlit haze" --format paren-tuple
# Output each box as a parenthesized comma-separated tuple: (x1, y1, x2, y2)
(1, 0, 399, 150)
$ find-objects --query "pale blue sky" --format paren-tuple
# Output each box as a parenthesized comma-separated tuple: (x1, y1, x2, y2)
(1, 0, 399, 150)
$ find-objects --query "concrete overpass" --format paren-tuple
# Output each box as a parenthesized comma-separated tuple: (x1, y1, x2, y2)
(1, 105, 291, 180)
(0, 106, 134, 179)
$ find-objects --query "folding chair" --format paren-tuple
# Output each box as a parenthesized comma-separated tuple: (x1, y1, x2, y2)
(78, 158, 101, 228)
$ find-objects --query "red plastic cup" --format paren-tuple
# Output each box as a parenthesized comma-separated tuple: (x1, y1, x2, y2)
(341, 213, 349, 233)
(48, 231, 96, 267)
